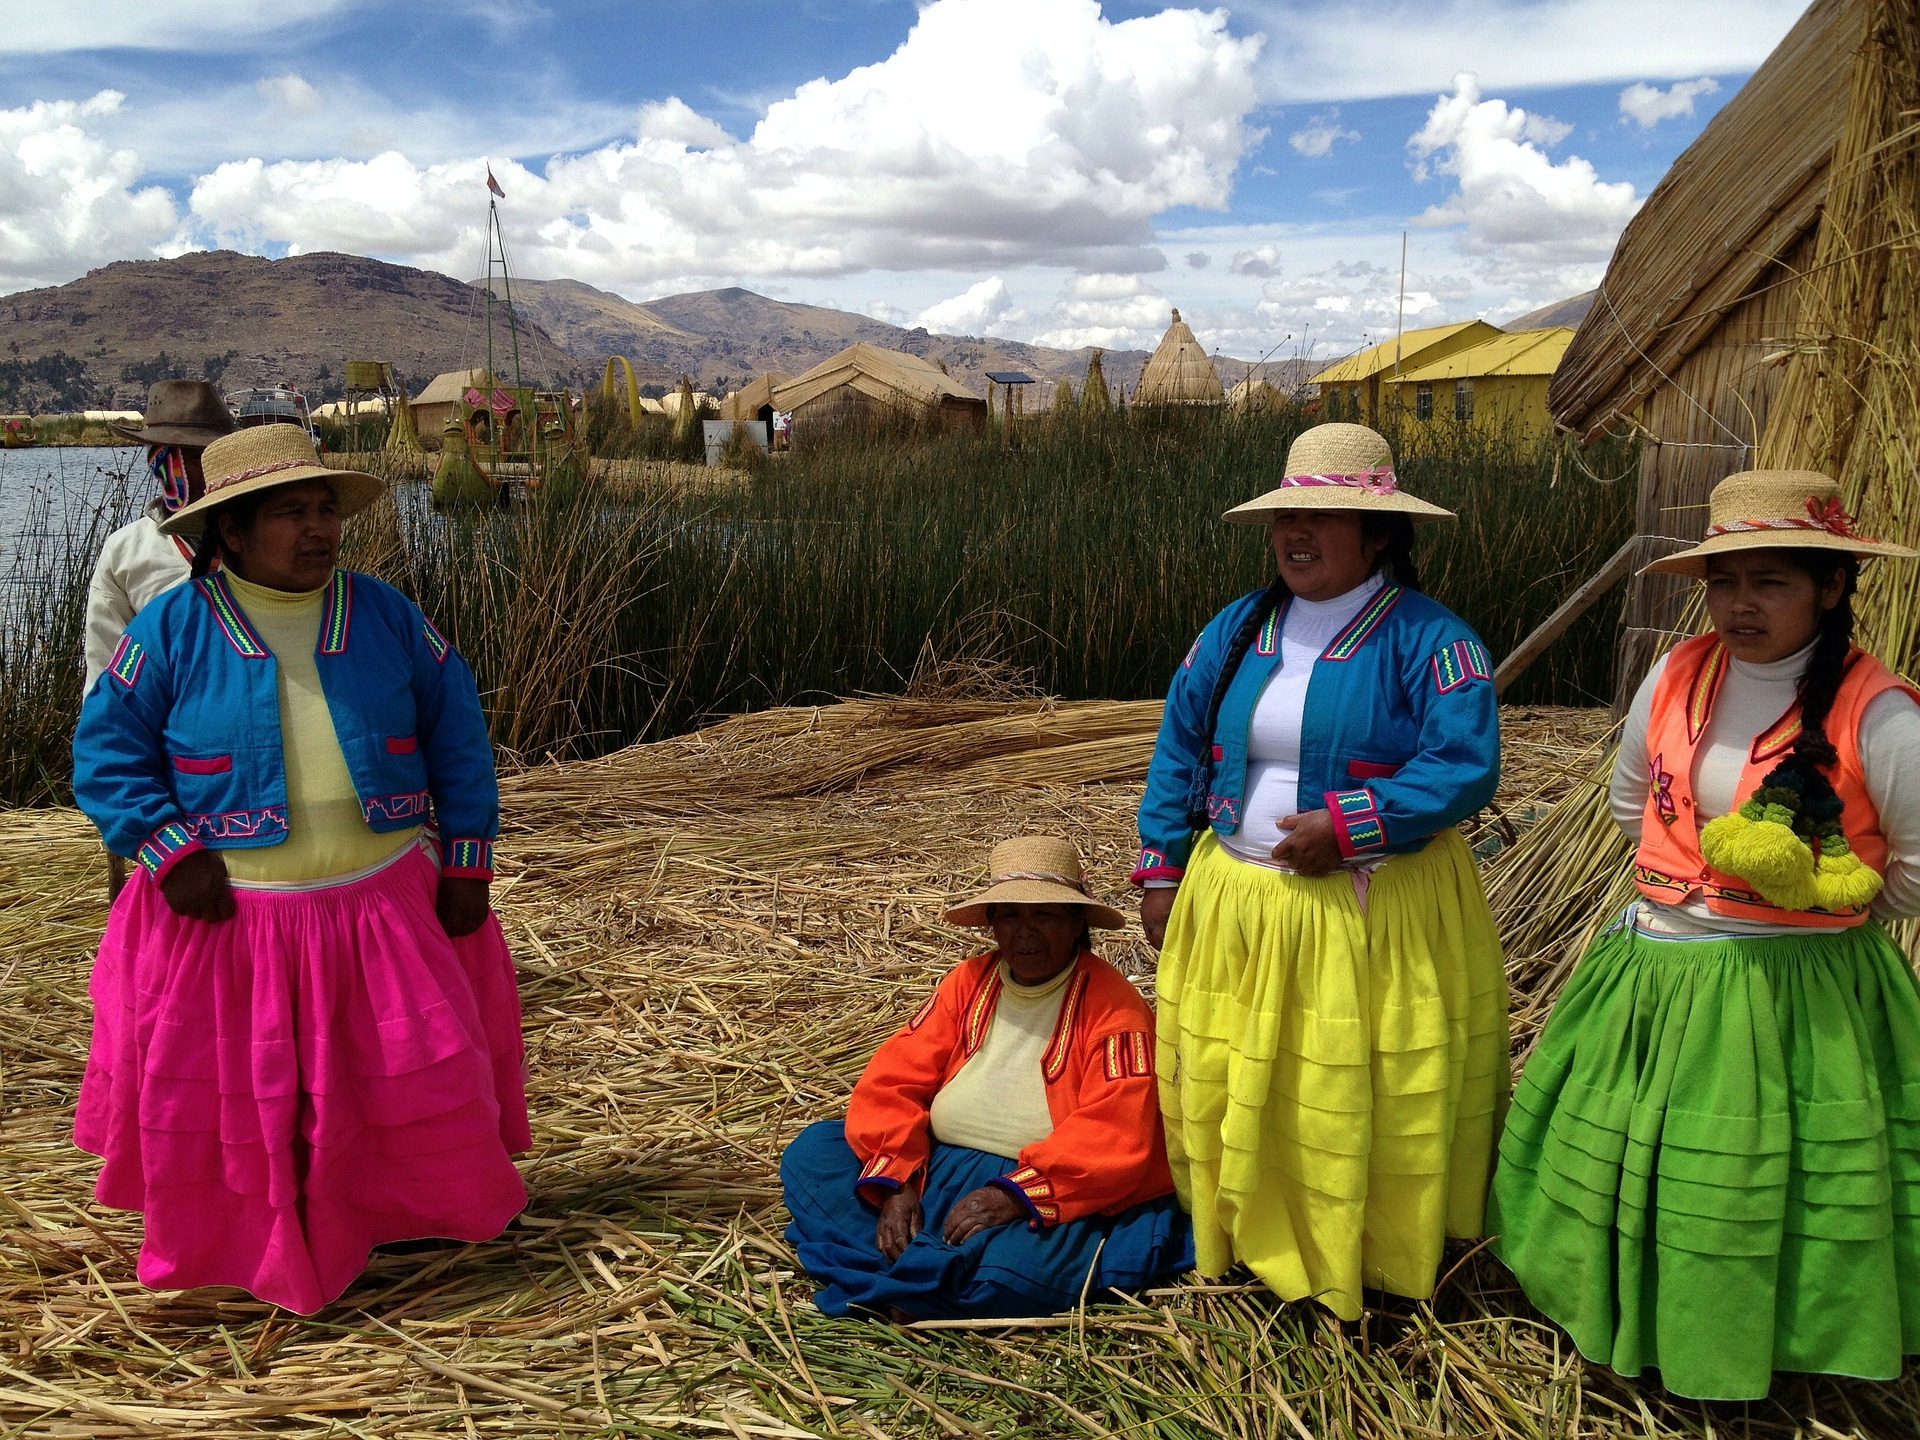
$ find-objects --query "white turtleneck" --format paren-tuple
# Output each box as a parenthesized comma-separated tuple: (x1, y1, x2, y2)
(1221, 571, 1386, 870)
(1613, 642, 1920, 934)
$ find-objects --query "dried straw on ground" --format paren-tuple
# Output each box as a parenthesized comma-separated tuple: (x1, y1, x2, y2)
(1131, 311, 1224, 409)
(9, 695, 1919, 1437)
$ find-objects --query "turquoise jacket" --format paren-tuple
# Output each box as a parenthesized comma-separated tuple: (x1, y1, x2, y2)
(1133, 582, 1499, 883)
(74, 569, 498, 883)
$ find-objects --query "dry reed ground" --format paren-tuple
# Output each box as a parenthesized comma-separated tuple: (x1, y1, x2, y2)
(5, 700, 1917, 1438)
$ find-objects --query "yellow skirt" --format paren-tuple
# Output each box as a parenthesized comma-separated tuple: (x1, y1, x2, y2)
(1157, 831, 1509, 1318)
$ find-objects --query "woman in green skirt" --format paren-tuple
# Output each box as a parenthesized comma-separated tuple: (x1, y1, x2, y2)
(1489, 468, 1920, 1399)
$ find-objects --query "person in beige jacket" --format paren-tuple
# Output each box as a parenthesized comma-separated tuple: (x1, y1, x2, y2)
(83, 382, 235, 691)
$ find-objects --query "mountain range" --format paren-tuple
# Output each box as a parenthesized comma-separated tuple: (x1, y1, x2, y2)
(0, 251, 1305, 413)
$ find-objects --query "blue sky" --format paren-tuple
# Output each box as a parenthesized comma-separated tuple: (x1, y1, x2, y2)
(0, 1, 1803, 356)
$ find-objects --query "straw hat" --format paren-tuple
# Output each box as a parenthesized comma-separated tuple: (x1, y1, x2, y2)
(159, 424, 384, 536)
(943, 836, 1126, 930)
(1224, 422, 1454, 524)
(1642, 469, 1917, 577)
(109, 380, 236, 448)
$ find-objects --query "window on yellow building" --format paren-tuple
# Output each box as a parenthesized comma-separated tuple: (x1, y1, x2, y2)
(1455, 381, 1475, 422)
(1415, 384, 1433, 422)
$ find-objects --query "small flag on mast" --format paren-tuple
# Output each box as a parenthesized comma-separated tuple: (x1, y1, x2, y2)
(486, 168, 505, 199)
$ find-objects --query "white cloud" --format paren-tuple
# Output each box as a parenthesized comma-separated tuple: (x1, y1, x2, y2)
(175, 0, 1263, 292)
(3, 1, 363, 52)
(1288, 112, 1359, 158)
(1244, 0, 1799, 102)
(257, 74, 323, 114)
(1186, 250, 1209, 268)
(637, 98, 735, 150)
(1407, 73, 1638, 292)
(1029, 272, 1171, 350)
(1229, 242, 1282, 277)
(1618, 76, 1721, 128)
(0, 91, 182, 292)
(866, 299, 907, 324)
(914, 276, 1023, 336)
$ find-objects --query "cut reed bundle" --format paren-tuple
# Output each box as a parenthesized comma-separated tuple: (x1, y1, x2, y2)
(22, 700, 1910, 1440)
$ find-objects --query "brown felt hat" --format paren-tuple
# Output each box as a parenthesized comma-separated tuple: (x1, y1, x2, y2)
(1642, 469, 1918, 577)
(159, 424, 384, 536)
(1224, 422, 1454, 524)
(109, 380, 237, 448)
(943, 836, 1126, 930)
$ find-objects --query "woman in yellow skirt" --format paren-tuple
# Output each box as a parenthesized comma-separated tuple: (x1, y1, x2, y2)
(1134, 422, 1508, 1318)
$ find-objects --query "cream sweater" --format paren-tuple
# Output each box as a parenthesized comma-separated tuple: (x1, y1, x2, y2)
(928, 961, 1072, 1159)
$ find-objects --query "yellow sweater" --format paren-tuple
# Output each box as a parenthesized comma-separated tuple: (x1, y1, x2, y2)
(221, 571, 421, 883)
(927, 960, 1071, 1158)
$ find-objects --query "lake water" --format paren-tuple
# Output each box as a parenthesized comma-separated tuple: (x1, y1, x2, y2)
(0, 446, 145, 578)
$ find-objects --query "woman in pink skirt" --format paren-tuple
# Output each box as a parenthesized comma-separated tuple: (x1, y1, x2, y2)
(72, 423, 529, 1313)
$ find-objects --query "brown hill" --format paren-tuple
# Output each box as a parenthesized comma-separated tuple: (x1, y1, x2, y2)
(1504, 290, 1597, 331)
(1, 251, 1264, 412)
(0, 250, 578, 411)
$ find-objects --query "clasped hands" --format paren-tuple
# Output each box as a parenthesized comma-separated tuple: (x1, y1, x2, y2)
(874, 1182, 1025, 1260)
(156, 849, 492, 937)
(1140, 807, 1342, 949)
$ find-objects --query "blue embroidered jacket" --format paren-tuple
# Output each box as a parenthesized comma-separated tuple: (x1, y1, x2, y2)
(74, 569, 499, 883)
(1132, 582, 1499, 883)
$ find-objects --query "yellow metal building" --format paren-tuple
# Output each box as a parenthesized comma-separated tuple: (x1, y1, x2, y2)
(1385, 327, 1576, 436)
(1309, 320, 1502, 425)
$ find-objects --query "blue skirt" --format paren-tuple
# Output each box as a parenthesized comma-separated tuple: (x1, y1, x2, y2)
(781, 1120, 1194, 1319)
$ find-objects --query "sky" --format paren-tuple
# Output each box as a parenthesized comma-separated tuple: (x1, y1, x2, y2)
(1, 0, 1806, 361)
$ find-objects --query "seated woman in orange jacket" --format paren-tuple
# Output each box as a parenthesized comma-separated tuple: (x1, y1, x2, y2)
(781, 835, 1194, 1320)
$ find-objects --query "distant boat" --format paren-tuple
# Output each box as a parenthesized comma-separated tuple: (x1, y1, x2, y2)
(227, 384, 315, 434)
(1, 414, 33, 447)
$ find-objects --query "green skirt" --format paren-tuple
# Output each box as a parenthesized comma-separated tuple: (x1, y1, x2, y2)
(1489, 908, 1920, 1400)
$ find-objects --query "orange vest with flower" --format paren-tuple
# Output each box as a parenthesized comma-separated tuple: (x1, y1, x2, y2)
(1634, 634, 1916, 928)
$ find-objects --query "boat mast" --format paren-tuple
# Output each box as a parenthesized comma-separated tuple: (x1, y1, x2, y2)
(490, 199, 526, 394)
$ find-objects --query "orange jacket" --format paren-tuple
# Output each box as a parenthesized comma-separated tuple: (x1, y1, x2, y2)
(845, 949, 1176, 1227)
(1635, 635, 1918, 927)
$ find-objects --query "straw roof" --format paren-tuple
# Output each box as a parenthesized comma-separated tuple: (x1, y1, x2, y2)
(1225, 375, 1284, 410)
(1310, 321, 1503, 385)
(414, 368, 494, 405)
(1132, 309, 1224, 406)
(1549, 0, 1862, 441)
(719, 373, 791, 421)
(774, 343, 981, 412)
(1393, 328, 1576, 384)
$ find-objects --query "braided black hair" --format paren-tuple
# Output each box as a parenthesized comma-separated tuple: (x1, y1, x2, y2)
(1745, 550, 1858, 829)
(187, 494, 266, 578)
(1183, 513, 1424, 828)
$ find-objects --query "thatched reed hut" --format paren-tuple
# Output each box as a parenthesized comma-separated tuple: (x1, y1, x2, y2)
(411, 368, 493, 443)
(1225, 375, 1284, 412)
(719, 373, 791, 425)
(1547, 0, 1883, 707)
(1133, 310, 1224, 407)
(773, 343, 985, 437)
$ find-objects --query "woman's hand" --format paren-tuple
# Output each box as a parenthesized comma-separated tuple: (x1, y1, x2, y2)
(943, 1184, 1025, 1244)
(160, 849, 235, 922)
(875, 1187, 923, 1261)
(437, 876, 492, 938)
(1140, 886, 1177, 950)
(1273, 809, 1343, 876)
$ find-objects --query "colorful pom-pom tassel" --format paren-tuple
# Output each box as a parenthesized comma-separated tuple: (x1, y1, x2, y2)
(1811, 848, 1883, 910)
(1699, 813, 1822, 910)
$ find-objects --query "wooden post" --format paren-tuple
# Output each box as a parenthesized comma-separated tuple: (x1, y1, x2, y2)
(1493, 534, 1642, 695)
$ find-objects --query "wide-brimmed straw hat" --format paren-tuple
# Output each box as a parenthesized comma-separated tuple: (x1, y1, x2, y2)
(1224, 422, 1454, 525)
(109, 380, 237, 448)
(943, 836, 1126, 930)
(1642, 469, 1917, 577)
(159, 423, 384, 536)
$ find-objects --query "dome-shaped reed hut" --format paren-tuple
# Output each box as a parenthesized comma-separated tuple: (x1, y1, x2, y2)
(1133, 309, 1224, 407)
(1226, 375, 1284, 412)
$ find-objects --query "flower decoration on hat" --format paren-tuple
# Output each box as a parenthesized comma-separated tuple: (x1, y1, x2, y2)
(1806, 494, 1861, 538)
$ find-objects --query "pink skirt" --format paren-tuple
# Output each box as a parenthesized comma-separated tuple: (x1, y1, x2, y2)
(75, 841, 530, 1314)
